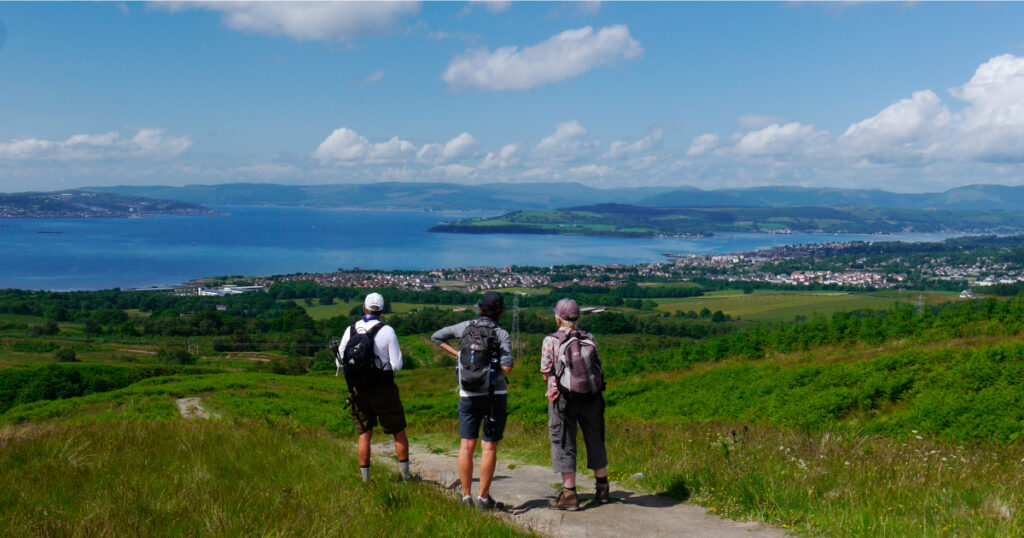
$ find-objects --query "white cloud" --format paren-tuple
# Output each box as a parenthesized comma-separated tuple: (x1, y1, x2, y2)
(948, 54, 1024, 161)
(166, 2, 421, 41)
(569, 164, 611, 176)
(442, 132, 478, 160)
(686, 133, 719, 157)
(313, 128, 370, 162)
(367, 136, 416, 161)
(480, 143, 522, 169)
(441, 25, 643, 91)
(473, 1, 512, 14)
(732, 122, 828, 157)
(838, 90, 951, 161)
(438, 163, 476, 177)
(363, 70, 385, 84)
(535, 120, 596, 160)
(606, 127, 665, 159)
(0, 129, 192, 161)
(313, 128, 417, 164)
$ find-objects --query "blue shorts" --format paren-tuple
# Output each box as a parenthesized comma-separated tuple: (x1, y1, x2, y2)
(458, 394, 508, 442)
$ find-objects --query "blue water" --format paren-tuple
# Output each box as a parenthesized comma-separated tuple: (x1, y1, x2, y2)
(0, 206, 956, 290)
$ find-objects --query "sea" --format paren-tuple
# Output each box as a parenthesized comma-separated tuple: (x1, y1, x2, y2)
(0, 206, 957, 291)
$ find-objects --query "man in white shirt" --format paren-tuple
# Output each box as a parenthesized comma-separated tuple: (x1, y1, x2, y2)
(338, 292, 411, 481)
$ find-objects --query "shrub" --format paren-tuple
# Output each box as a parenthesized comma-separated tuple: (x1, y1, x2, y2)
(157, 347, 196, 365)
(54, 347, 78, 363)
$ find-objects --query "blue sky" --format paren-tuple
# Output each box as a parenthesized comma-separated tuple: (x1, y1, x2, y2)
(2, 1, 1024, 193)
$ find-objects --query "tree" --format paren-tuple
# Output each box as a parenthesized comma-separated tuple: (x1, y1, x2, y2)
(54, 347, 78, 363)
(157, 346, 196, 365)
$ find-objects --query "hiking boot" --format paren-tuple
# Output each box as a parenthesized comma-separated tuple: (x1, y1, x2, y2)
(475, 496, 503, 512)
(594, 482, 611, 504)
(549, 488, 580, 511)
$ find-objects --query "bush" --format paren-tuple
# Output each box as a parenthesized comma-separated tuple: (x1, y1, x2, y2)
(157, 346, 197, 365)
(54, 347, 78, 363)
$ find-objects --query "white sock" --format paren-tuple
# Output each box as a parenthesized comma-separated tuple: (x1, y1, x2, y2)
(399, 460, 411, 478)
(478, 496, 489, 502)
(360, 466, 370, 482)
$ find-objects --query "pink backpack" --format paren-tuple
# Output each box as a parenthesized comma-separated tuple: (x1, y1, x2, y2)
(550, 329, 604, 395)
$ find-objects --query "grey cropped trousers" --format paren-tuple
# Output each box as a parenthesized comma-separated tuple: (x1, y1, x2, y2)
(548, 392, 608, 473)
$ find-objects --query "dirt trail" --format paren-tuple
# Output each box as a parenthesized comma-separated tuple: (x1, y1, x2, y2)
(373, 443, 788, 538)
(176, 397, 212, 419)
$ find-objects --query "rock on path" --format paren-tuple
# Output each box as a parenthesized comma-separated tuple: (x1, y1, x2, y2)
(373, 443, 788, 538)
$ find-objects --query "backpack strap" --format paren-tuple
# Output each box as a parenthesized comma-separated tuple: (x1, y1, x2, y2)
(364, 322, 387, 369)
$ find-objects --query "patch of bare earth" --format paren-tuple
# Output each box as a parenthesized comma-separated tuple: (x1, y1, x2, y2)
(176, 398, 212, 419)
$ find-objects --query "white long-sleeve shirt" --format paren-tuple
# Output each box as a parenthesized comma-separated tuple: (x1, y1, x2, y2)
(337, 317, 403, 371)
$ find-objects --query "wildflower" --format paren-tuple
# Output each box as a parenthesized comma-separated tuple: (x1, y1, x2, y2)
(915, 435, 923, 440)
(844, 461, 850, 466)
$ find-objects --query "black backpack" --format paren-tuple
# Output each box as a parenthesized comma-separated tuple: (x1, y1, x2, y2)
(457, 319, 499, 394)
(342, 322, 388, 390)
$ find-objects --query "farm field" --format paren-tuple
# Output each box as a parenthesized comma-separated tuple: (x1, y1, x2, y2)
(654, 290, 961, 321)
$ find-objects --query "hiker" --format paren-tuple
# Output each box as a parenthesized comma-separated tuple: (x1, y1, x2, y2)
(541, 298, 610, 510)
(430, 291, 515, 511)
(337, 292, 412, 482)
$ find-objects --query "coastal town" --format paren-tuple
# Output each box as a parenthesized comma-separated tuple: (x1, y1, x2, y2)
(165, 238, 1024, 296)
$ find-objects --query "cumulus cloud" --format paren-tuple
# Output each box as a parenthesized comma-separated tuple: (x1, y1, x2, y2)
(480, 143, 522, 169)
(948, 54, 1024, 161)
(313, 128, 417, 164)
(838, 90, 951, 161)
(416, 132, 479, 163)
(165, 2, 421, 41)
(732, 122, 828, 157)
(441, 25, 643, 91)
(533, 120, 598, 161)
(606, 127, 666, 159)
(686, 133, 720, 157)
(438, 163, 476, 178)
(0, 129, 192, 161)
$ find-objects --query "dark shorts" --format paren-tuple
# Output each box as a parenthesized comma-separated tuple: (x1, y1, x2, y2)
(350, 382, 407, 435)
(458, 394, 508, 442)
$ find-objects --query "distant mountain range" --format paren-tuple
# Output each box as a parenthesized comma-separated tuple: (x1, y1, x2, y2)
(85, 182, 1024, 212)
(87, 182, 674, 212)
(634, 184, 1024, 211)
(0, 191, 220, 218)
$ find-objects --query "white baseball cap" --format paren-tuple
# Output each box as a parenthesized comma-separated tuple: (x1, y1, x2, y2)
(364, 292, 385, 312)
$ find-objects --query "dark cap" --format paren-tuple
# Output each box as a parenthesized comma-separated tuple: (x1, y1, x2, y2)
(477, 291, 504, 312)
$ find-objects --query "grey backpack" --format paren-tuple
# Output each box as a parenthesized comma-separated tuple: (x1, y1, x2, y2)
(551, 329, 604, 396)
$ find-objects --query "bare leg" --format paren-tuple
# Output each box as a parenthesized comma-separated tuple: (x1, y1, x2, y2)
(394, 430, 409, 461)
(459, 438, 477, 498)
(479, 440, 499, 498)
(561, 472, 576, 489)
(594, 467, 607, 479)
(357, 430, 373, 467)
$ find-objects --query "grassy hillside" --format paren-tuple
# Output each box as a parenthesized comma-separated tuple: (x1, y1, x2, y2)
(4, 292, 1024, 536)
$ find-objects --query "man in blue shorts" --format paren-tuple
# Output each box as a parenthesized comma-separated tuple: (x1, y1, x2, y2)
(431, 291, 514, 511)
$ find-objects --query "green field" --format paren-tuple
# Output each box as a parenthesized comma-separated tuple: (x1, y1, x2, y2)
(655, 290, 960, 321)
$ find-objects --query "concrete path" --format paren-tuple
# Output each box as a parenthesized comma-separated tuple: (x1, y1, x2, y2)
(373, 443, 788, 538)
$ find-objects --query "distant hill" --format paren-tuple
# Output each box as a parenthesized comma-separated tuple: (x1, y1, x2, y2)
(87, 182, 1024, 212)
(0, 191, 221, 218)
(635, 184, 1024, 211)
(88, 182, 675, 211)
(431, 203, 1024, 238)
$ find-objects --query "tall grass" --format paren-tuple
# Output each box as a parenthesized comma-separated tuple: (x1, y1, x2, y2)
(0, 420, 533, 537)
